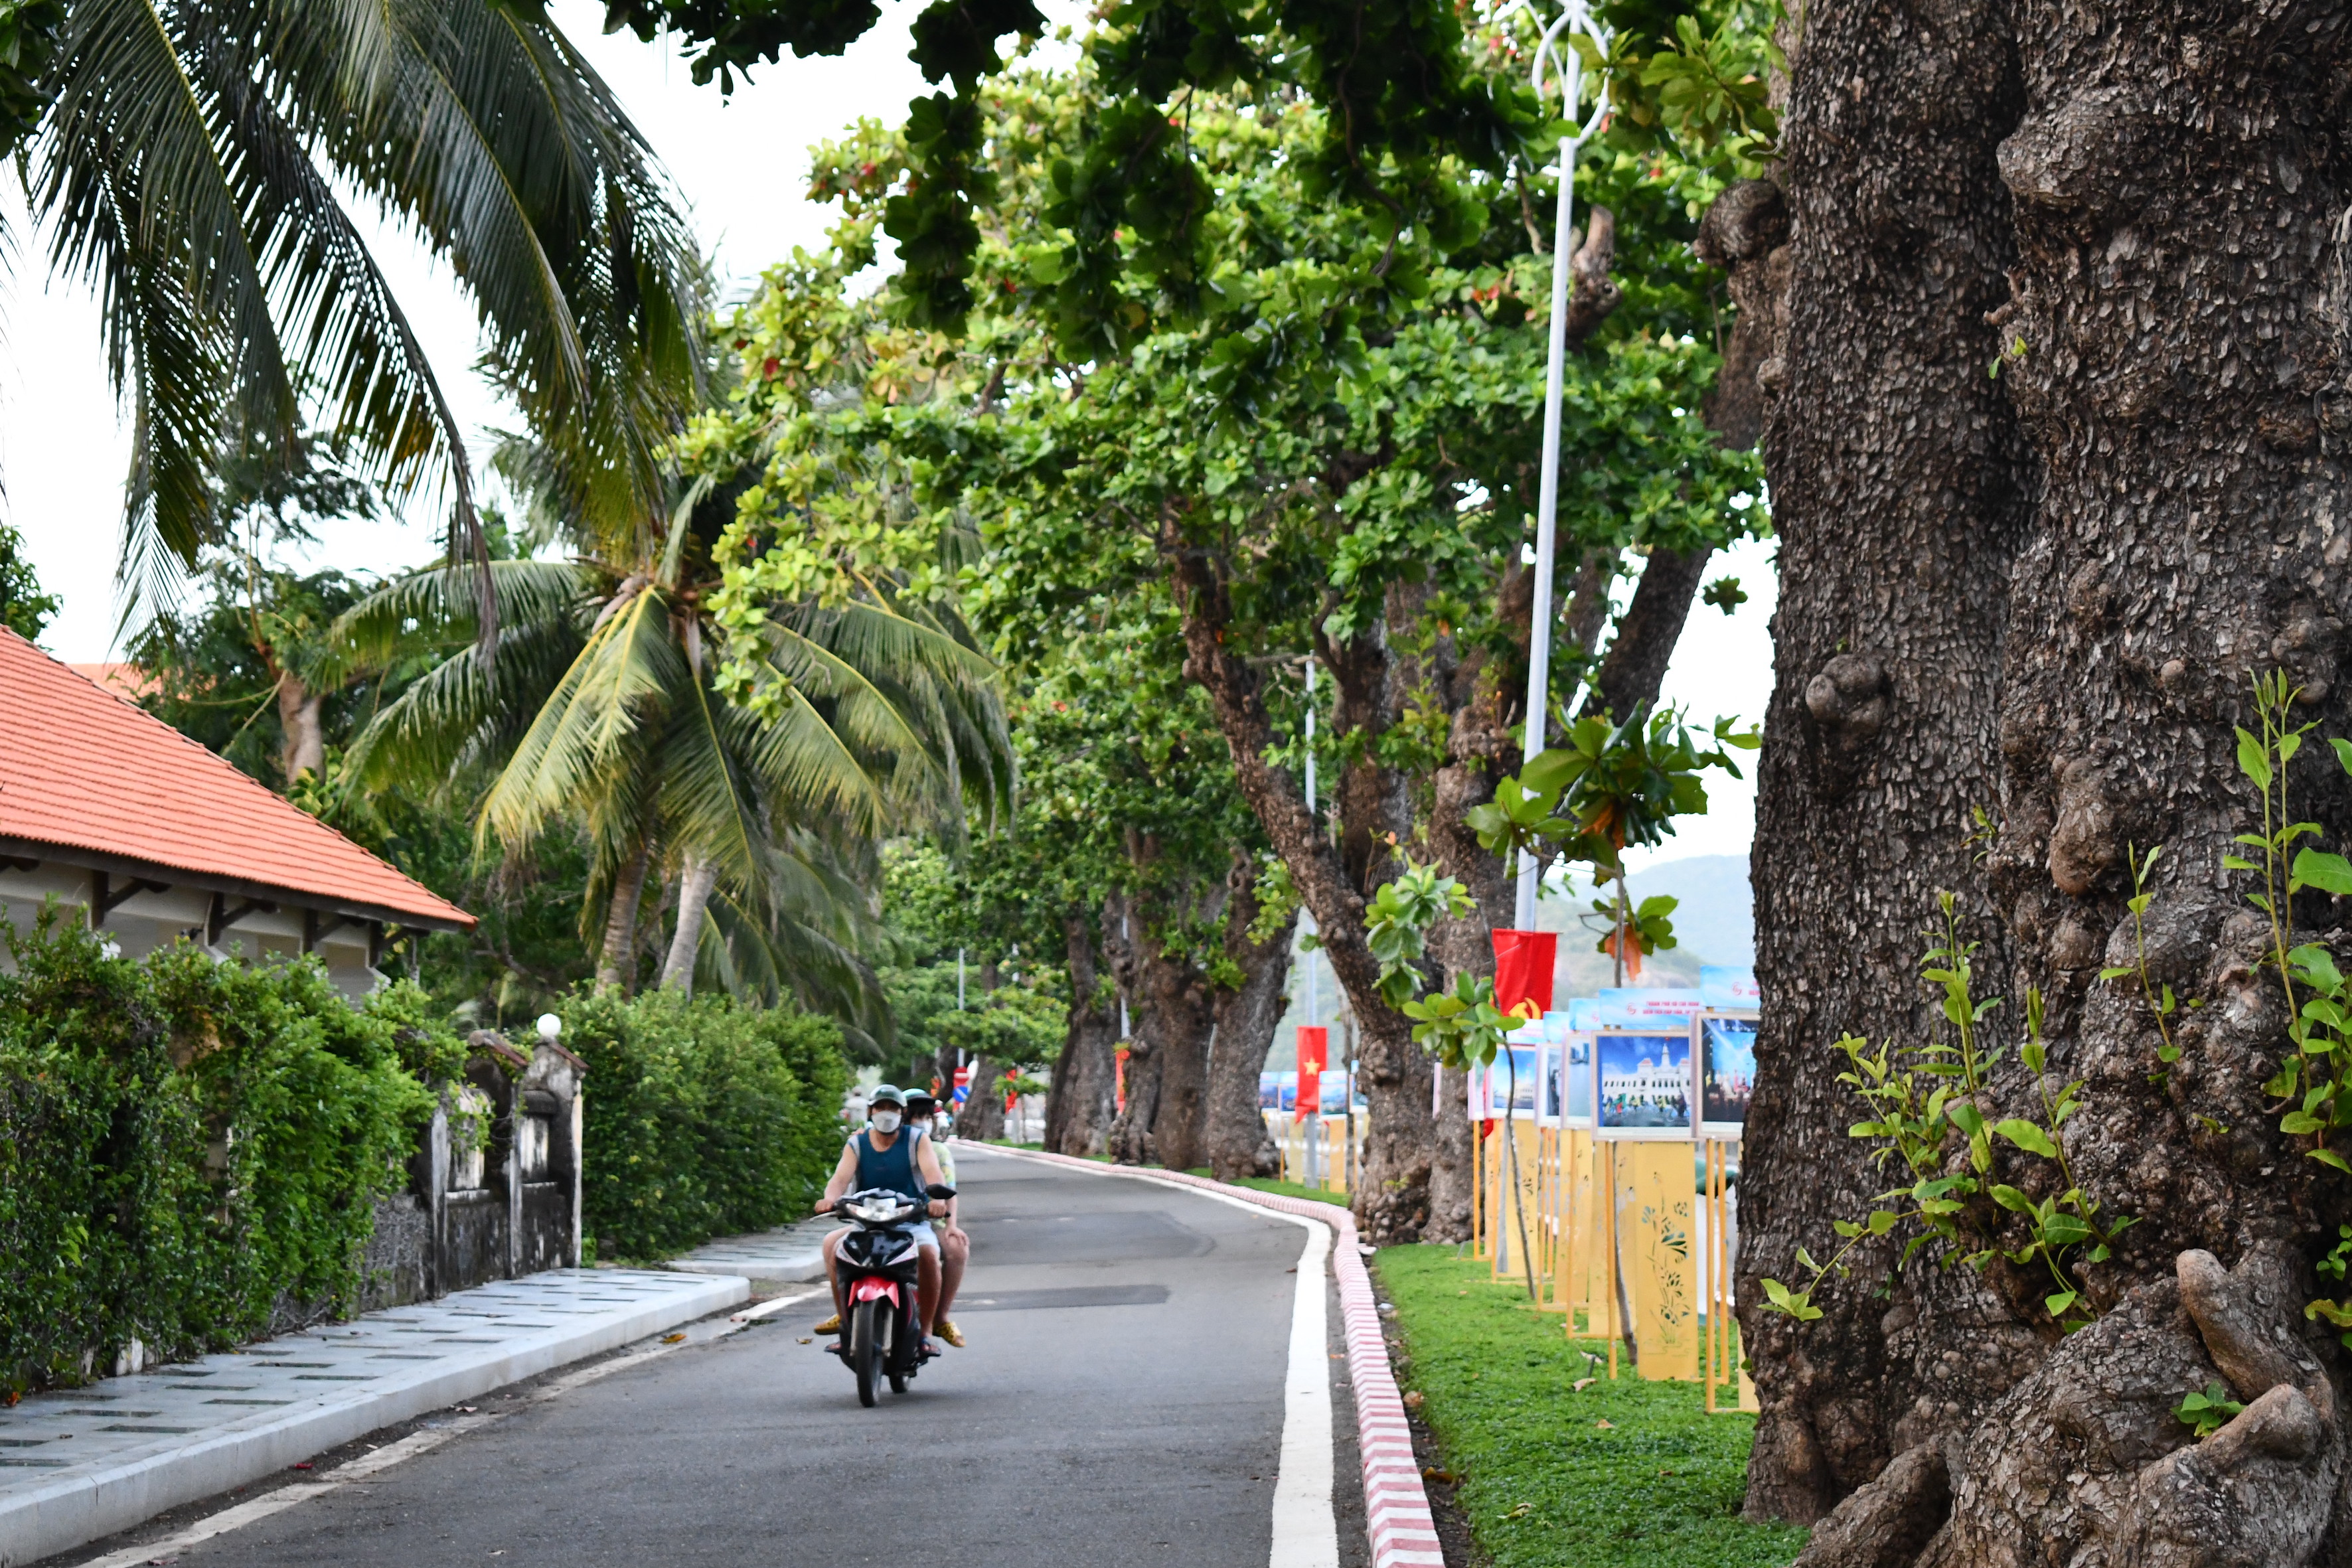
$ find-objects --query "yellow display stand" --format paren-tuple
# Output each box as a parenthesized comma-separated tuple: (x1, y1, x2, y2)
(1614, 1141, 1700, 1381)
(1483, 1120, 1542, 1285)
(1702, 1138, 1757, 1411)
(1551, 1129, 1605, 1328)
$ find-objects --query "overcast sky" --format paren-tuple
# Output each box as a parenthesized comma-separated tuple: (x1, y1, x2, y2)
(0, 1, 1775, 869)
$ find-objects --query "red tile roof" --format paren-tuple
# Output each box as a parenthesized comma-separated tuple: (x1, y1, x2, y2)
(68, 661, 158, 701)
(0, 631, 473, 930)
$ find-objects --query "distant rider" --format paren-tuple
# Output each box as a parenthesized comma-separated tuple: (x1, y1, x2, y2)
(813, 1085, 950, 1354)
(903, 1089, 967, 1348)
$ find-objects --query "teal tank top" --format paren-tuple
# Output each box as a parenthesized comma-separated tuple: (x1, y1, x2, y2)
(853, 1128, 922, 1204)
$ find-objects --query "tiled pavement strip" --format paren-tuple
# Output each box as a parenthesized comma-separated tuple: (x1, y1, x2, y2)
(0, 1269, 751, 1567)
(665, 1215, 832, 1283)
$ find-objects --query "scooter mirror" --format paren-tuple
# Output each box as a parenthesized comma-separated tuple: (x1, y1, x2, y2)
(925, 1183, 957, 1200)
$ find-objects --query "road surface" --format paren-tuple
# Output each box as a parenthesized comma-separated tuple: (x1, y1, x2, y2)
(54, 1147, 1364, 1568)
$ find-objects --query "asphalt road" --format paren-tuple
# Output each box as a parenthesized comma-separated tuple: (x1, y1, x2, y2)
(118, 1148, 1347, 1568)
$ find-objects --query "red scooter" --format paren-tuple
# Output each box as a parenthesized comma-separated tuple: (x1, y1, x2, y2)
(830, 1183, 955, 1407)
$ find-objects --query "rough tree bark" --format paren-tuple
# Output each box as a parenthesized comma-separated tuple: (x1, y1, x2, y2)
(1044, 904, 1120, 1157)
(953, 1060, 1006, 1140)
(1107, 1038, 1160, 1162)
(1206, 851, 1294, 1182)
(1751, 3, 2352, 1560)
(1121, 888, 1221, 1172)
(1734, 0, 2035, 1526)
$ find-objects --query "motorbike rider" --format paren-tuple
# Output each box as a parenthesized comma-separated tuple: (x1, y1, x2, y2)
(814, 1085, 951, 1354)
(902, 1089, 968, 1348)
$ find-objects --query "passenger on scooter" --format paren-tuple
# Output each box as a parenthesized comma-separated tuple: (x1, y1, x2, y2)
(815, 1085, 950, 1354)
(903, 1091, 967, 1348)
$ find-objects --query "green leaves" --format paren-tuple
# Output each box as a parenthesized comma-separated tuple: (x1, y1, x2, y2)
(2291, 849, 2352, 897)
(1759, 1277, 1821, 1322)
(1365, 862, 1473, 1007)
(1995, 1119, 2058, 1159)
(2236, 726, 2275, 792)
(1401, 973, 1515, 1070)
(0, 911, 445, 1391)
(1470, 706, 1759, 882)
(2174, 1382, 2245, 1440)
(1802, 919, 2126, 1334)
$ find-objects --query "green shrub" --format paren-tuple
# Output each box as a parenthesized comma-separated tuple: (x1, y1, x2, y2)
(562, 988, 850, 1262)
(0, 911, 438, 1393)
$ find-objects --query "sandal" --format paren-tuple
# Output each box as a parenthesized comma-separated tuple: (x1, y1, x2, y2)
(813, 1312, 842, 1335)
(935, 1320, 965, 1348)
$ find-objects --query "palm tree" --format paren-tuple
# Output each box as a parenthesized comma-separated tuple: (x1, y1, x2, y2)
(15, 0, 701, 615)
(334, 471, 1011, 1030)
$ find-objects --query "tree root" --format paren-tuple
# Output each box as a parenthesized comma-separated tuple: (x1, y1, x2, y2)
(1791, 1243, 2345, 1568)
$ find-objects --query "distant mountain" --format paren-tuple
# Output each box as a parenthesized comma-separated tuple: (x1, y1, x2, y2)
(1624, 853, 1754, 966)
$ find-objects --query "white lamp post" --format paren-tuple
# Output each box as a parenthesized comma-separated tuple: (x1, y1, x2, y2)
(535, 1012, 562, 1044)
(1514, 0, 1613, 931)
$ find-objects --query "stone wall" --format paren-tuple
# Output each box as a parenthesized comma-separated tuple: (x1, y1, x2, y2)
(356, 1032, 585, 1306)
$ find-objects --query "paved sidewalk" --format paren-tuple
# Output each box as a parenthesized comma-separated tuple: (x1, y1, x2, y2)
(0, 1269, 745, 1567)
(666, 1215, 832, 1283)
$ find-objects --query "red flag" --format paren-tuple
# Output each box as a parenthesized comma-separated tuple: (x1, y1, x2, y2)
(1492, 929, 1557, 1018)
(1296, 1025, 1327, 1118)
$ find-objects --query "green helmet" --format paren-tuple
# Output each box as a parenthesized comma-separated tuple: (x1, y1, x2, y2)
(868, 1083, 907, 1108)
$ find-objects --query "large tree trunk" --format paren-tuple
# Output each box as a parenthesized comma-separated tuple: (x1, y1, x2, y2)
(1107, 1036, 1161, 1163)
(1127, 900, 1218, 1171)
(1752, 3, 2352, 1561)
(596, 842, 651, 992)
(1044, 906, 1119, 1157)
(953, 1059, 1005, 1140)
(1169, 533, 1436, 1242)
(660, 854, 719, 994)
(276, 672, 325, 783)
(1738, 0, 2035, 1527)
(1206, 854, 1293, 1182)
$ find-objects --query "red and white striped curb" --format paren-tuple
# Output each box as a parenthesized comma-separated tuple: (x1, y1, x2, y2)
(988, 1148, 1445, 1568)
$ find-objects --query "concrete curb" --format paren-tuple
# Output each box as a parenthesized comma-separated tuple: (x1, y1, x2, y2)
(0, 1271, 747, 1567)
(976, 1147, 1444, 1568)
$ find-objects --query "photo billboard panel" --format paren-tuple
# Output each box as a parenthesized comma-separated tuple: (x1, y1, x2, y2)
(1698, 1014, 1759, 1134)
(1595, 1028, 1695, 1140)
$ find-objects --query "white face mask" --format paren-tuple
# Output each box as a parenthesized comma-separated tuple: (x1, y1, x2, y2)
(870, 1111, 902, 1134)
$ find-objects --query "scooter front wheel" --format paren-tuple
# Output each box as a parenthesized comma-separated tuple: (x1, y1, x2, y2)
(850, 1300, 880, 1408)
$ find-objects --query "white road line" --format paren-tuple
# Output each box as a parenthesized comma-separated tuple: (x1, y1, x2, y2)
(64, 1417, 501, 1568)
(730, 1287, 824, 1324)
(961, 1146, 1343, 1568)
(1270, 1217, 1337, 1568)
(60, 1296, 811, 1568)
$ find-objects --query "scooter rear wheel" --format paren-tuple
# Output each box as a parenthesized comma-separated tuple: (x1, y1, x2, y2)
(850, 1300, 880, 1408)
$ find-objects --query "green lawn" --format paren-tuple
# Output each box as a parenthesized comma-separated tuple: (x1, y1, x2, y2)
(1182, 1167, 1351, 1208)
(1374, 1245, 1808, 1568)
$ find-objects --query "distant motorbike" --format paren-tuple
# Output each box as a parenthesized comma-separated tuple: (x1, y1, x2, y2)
(830, 1182, 955, 1407)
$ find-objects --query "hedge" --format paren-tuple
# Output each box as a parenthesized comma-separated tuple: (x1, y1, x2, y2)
(0, 911, 447, 1394)
(560, 988, 850, 1262)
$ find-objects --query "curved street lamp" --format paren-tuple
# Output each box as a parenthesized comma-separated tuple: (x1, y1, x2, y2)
(1514, 0, 1613, 929)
